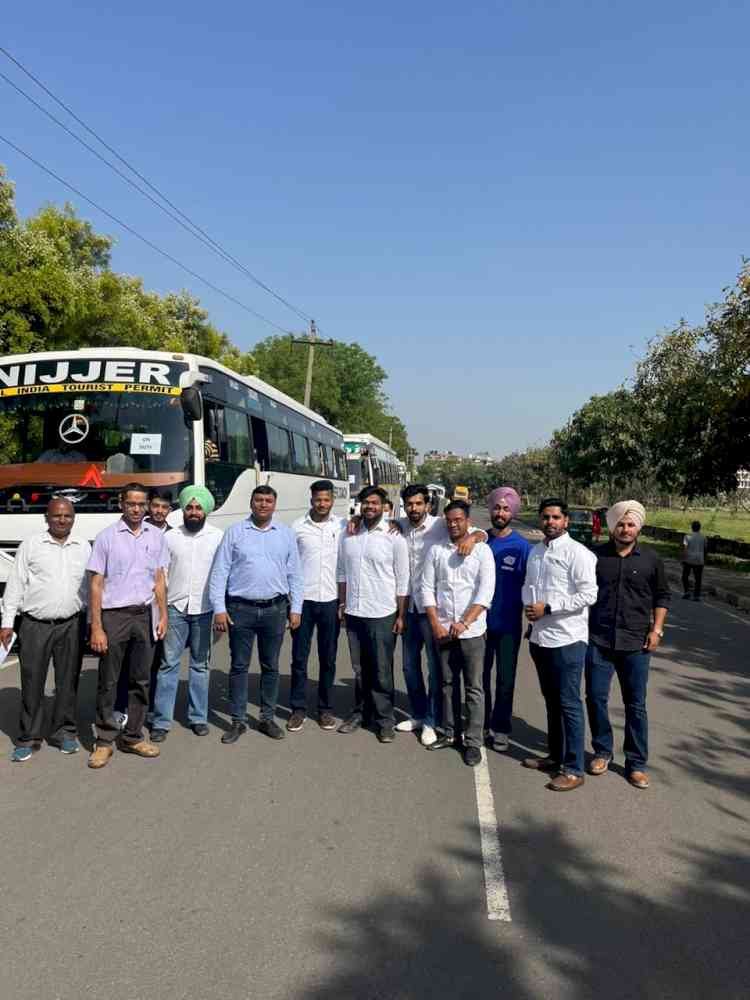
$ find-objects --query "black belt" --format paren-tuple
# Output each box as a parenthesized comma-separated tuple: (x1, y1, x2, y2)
(23, 611, 81, 626)
(227, 594, 287, 608)
(103, 605, 149, 615)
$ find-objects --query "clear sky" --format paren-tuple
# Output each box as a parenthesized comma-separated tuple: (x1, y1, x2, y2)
(3, 2, 749, 459)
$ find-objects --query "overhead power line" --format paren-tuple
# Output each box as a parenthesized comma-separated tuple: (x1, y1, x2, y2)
(0, 45, 315, 325)
(0, 133, 293, 334)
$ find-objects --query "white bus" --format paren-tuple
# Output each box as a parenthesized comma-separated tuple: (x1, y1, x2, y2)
(0, 348, 349, 585)
(343, 433, 403, 516)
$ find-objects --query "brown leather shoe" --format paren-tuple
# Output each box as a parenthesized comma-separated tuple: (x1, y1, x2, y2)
(547, 773, 585, 792)
(117, 739, 160, 758)
(318, 712, 336, 731)
(522, 755, 559, 772)
(628, 770, 650, 789)
(588, 756, 611, 775)
(88, 745, 114, 769)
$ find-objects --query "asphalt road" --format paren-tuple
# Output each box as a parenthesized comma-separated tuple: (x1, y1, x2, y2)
(1, 519, 748, 1000)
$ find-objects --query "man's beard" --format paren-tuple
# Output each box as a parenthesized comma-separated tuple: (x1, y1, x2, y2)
(184, 516, 205, 533)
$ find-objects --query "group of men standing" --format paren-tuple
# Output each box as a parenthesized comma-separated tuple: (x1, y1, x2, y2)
(3, 478, 670, 791)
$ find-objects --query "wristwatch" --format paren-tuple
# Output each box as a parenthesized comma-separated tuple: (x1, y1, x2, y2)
(653, 628, 664, 637)
(544, 604, 552, 616)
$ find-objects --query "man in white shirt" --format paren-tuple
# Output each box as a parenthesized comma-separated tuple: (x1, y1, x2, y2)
(522, 496, 598, 792)
(421, 501, 496, 766)
(681, 520, 707, 601)
(1, 498, 90, 762)
(337, 486, 409, 742)
(397, 484, 486, 746)
(288, 480, 348, 733)
(151, 486, 223, 742)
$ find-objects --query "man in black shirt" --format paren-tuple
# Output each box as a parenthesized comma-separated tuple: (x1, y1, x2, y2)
(585, 500, 670, 790)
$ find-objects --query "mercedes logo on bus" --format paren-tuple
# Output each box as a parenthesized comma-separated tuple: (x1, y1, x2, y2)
(58, 413, 90, 444)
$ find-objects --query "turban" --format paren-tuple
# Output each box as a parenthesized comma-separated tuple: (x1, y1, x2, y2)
(606, 500, 646, 533)
(178, 484, 215, 515)
(487, 486, 521, 517)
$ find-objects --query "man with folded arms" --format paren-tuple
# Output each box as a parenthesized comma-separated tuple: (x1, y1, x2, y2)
(337, 486, 409, 742)
(150, 486, 223, 742)
(87, 483, 168, 769)
(585, 500, 670, 790)
(2, 498, 90, 762)
(288, 480, 348, 733)
(523, 497, 597, 791)
(210, 485, 303, 743)
(421, 501, 496, 767)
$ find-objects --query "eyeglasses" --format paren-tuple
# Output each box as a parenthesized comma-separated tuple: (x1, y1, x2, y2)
(123, 501, 147, 508)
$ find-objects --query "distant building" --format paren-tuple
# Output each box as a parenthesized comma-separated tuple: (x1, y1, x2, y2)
(738, 469, 750, 491)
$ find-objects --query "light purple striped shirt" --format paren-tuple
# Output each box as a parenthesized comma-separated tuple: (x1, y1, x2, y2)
(87, 519, 169, 609)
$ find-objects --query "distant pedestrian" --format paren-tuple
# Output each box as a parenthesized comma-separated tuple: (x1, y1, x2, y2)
(112, 487, 174, 729)
(288, 480, 348, 733)
(592, 509, 602, 542)
(682, 520, 706, 601)
(586, 501, 670, 790)
(396, 484, 486, 746)
(87, 483, 169, 769)
(522, 497, 597, 792)
(337, 486, 409, 742)
(422, 500, 495, 766)
(482, 486, 532, 752)
(1, 499, 90, 762)
(210, 485, 303, 744)
(150, 486, 223, 742)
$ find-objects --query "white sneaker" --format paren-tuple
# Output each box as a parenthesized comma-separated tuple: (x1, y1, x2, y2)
(420, 725, 437, 746)
(492, 732, 510, 752)
(113, 711, 128, 730)
(395, 718, 422, 733)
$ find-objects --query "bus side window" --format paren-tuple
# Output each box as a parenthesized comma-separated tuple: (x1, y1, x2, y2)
(292, 432, 312, 475)
(203, 401, 225, 462)
(202, 401, 253, 508)
(251, 417, 270, 471)
(267, 424, 293, 473)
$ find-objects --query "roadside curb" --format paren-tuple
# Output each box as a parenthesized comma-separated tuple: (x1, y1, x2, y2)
(664, 565, 750, 615)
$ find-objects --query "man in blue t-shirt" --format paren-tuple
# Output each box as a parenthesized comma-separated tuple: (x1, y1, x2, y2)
(483, 486, 532, 751)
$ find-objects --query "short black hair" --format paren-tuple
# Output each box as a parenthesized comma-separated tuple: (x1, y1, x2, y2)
(120, 482, 148, 501)
(148, 488, 173, 503)
(445, 500, 470, 516)
(311, 479, 334, 495)
(539, 496, 568, 516)
(402, 483, 430, 503)
(358, 486, 388, 503)
(252, 484, 278, 499)
(692, 520, 701, 531)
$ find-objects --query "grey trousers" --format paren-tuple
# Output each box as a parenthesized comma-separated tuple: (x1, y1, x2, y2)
(438, 634, 486, 749)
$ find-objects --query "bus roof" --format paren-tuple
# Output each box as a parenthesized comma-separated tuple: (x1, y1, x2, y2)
(0, 347, 343, 437)
(343, 432, 396, 455)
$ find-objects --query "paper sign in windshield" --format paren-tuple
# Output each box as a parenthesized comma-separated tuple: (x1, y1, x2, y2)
(130, 433, 163, 455)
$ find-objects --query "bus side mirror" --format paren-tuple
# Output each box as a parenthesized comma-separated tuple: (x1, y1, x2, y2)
(180, 386, 203, 421)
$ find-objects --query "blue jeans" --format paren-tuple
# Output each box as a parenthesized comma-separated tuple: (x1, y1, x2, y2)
(401, 610, 442, 727)
(227, 597, 287, 722)
(585, 643, 650, 772)
(529, 641, 587, 777)
(152, 608, 212, 729)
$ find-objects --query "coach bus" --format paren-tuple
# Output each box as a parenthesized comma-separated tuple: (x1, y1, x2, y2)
(0, 348, 349, 585)
(343, 433, 403, 516)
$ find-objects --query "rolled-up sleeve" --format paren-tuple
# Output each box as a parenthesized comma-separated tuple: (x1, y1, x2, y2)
(209, 529, 234, 614)
(549, 546, 598, 613)
(474, 544, 496, 609)
(420, 547, 438, 609)
(393, 535, 410, 597)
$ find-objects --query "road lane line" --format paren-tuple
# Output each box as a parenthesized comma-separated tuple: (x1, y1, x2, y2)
(473, 747, 511, 922)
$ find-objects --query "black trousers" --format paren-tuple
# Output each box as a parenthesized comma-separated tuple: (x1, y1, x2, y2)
(290, 599, 339, 712)
(344, 613, 396, 727)
(16, 612, 86, 747)
(95, 606, 155, 745)
(114, 640, 162, 714)
(682, 564, 703, 598)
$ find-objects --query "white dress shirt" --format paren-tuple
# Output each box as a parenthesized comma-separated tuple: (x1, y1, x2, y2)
(522, 533, 598, 648)
(337, 519, 409, 618)
(1, 532, 91, 626)
(398, 514, 483, 613)
(166, 523, 224, 615)
(421, 539, 496, 639)
(293, 511, 348, 603)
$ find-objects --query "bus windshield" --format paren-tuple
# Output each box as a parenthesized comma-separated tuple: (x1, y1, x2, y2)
(0, 390, 193, 511)
(347, 455, 367, 498)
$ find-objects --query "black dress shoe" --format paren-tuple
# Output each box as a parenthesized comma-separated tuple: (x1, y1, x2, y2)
(258, 719, 285, 740)
(221, 721, 247, 744)
(191, 723, 209, 736)
(377, 725, 395, 744)
(150, 729, 168, 743)
(427, 734, 456, 751)
(464, 746, 482, 767)
(337, 713, 362, 734)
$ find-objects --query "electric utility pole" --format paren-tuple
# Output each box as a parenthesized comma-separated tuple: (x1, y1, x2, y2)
(293, 320, 334, 409)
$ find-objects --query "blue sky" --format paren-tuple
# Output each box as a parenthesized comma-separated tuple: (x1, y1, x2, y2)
(3, 2, 749, 458)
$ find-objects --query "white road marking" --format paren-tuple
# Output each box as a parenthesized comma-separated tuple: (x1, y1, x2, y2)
(473, 747, 511, 922)
(701, 600, 750, 626)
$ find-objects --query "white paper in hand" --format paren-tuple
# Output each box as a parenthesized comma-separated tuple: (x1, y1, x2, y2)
(0, 632, 18, 667)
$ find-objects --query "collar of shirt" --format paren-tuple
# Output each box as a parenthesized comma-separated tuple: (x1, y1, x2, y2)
(41, 531, 85, 548)
(117, 519, 159, 537)
(244, 517, 277, 533)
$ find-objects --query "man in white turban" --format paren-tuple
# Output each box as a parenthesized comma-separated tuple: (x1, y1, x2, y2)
(585, 499, 671, 790)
